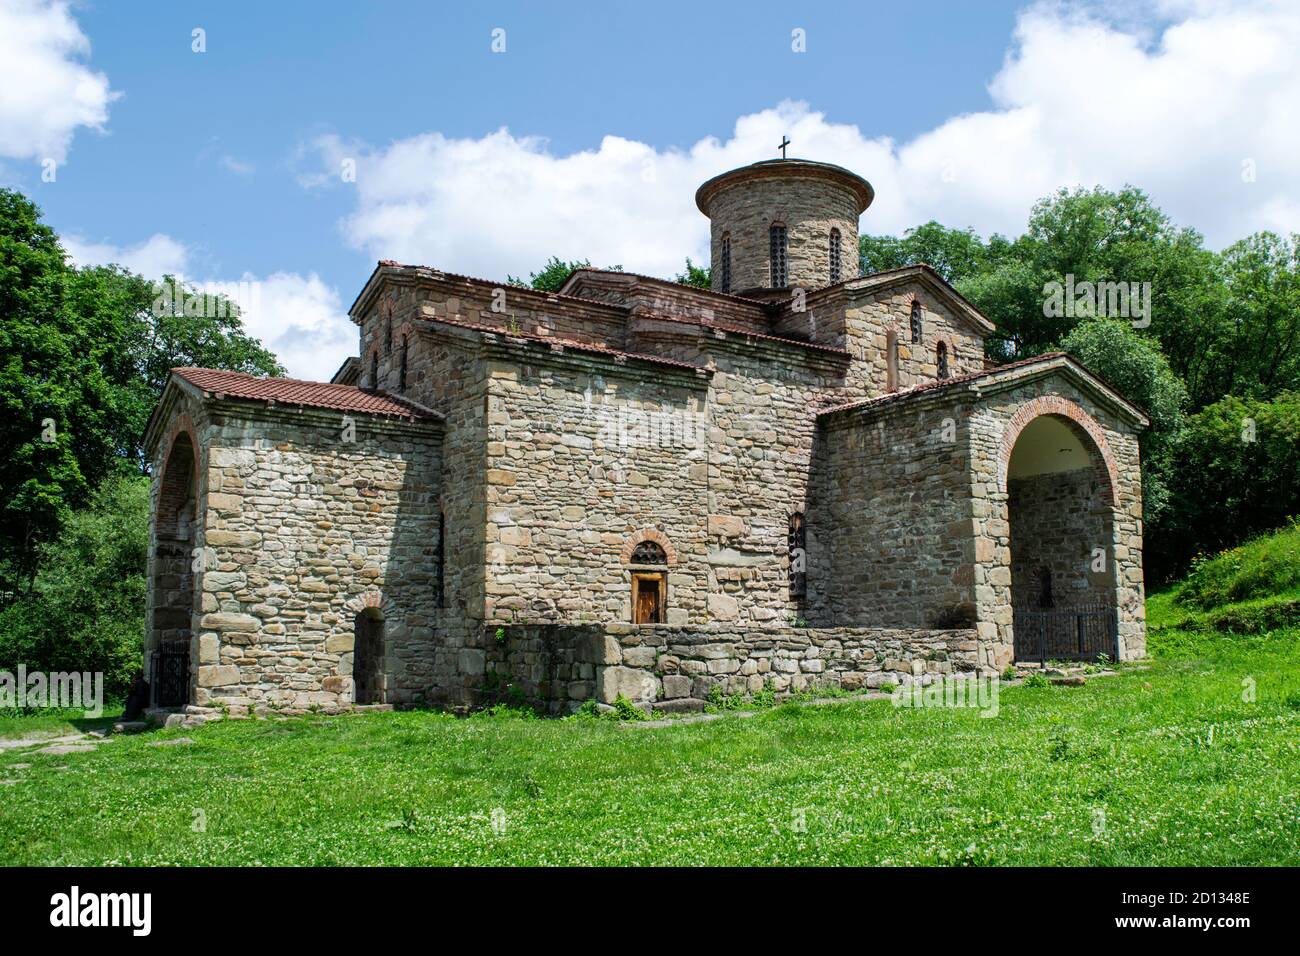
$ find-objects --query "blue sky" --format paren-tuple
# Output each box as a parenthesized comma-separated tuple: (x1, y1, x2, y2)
(2, 0, 1296, 378)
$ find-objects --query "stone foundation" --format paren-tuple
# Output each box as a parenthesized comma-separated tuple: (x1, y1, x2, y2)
(478, 623, 982, 715)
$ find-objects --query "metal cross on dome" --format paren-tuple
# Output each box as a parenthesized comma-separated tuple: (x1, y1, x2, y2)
(778, 135, 791, 159)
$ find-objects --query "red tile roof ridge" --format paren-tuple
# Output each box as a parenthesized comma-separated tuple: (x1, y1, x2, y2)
(171, 367, 443, 420)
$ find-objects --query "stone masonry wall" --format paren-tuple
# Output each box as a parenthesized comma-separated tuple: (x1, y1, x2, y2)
(1008, 467, 1113, 608)
(812, 392, 979, 630)
(706, 175, 860, 294)
(193, 402, 443, 708)
(482, 622, 982, 714)
(482, 353, 711, 624)
(968, 379, 1146, 663)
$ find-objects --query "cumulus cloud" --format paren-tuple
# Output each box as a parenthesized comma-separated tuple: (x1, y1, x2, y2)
(231, 272, 355, 382)
(62, 235, 354, 383)
(310, 0, 1299, 282)
(0, 0, 118, 163)
(63, 232, 190, 278)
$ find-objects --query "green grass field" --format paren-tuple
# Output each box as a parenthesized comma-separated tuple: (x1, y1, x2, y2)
(3, 529, 1298, 866)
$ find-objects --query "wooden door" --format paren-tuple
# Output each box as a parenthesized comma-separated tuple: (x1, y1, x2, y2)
(632, 573, 663, 624)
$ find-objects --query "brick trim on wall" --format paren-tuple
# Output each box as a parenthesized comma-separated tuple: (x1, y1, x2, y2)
(620, 527, 677, 565)
(997, 395, 1120, 504)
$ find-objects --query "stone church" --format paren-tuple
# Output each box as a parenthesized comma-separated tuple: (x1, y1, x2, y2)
(143, 157, 1147, 714)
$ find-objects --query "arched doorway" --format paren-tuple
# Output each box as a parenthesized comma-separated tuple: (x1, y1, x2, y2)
(149, 431, 197, 706)
(353, 607, 385, 704)
(1005, 414, 1119, 662)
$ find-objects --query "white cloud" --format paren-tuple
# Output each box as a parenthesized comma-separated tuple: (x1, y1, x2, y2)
(219, 155, 254, 177)
(230, 272, 354, 382)
(62, 235, 354, 382)
(0, 0, 118, 163)
(313, 0, 1300, 282)
(63, 232, 189, 277)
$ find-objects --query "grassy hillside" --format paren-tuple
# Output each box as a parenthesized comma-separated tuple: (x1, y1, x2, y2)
(2, 524, 1298, 866)
(1147, 518, 1300, 655)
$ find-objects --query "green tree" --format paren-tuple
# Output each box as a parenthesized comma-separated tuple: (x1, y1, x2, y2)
(859, 221, 991, 284)
(0, 188, 281, 589)
(1160, 393, 1300, 580)
(1060, 319, 1188, 532)
(1211, 232, 1300, 403)
(675, 257, 710, 289)
(0, 475, 149, 695)
(508, 256, 623, 293)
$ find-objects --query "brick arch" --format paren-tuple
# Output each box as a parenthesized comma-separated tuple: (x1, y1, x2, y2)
(345, 589, 395, 618)
(155, 417, 200, 539)
(159, 413, 200, 479)
(998, 395, 1119, 505)
(620, 528, 677, 566)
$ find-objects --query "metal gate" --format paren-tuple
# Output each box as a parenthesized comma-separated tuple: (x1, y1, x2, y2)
(150, 645, 190, 707)
(1013, 604, 1118, 662)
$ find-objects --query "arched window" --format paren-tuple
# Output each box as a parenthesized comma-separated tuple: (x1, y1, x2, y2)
(384, 312, 393, 353)
(769, 223, 788, 287)
(369, 350, 379, 388)
(631, 540, 667, 564)
(936, 341, 950, 380)
(788, 512, 807, 598)
(910, 300, 923, 343)
(829, 228, 842, 283)
(720, 233, 732, 293)
(886, 329, 900, 392)
(398, 334, 408, 391)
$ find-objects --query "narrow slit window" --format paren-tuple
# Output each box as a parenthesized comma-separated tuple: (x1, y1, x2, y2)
(910, 300, 923, 343)
(788, 512, 807, 598)
(769, 224, 788, 287)
(369, 350, 379, 388)
(398, 334, 408, 391)
(436, 511, 446, 608)
(829, 228, 842, 283)
(720, 233, 732, 293)
(936, 341, 950, 379)
(886, 329, 900, 392)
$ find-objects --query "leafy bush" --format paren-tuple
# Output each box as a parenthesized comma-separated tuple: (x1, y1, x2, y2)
(0, 475, 148, 697)
(1161, 395, 1300, 580)
(569, 695, 647, 721)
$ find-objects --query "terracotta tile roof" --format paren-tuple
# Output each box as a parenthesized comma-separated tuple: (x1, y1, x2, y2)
(817, 352, 1070, 416)
(171, 367, 442, 420)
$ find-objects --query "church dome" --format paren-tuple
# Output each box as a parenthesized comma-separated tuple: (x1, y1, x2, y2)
(695, 159, 874, 297)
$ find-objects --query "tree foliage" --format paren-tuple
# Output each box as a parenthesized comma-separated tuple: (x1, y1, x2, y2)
(508, 256, 622, 293)
(675, 257, 710, 289)
(0, 189, 280, 589)
(1060, 318, 1187, 540)
(0, 475, 149, 696)
(1162, 393, 1300, 574)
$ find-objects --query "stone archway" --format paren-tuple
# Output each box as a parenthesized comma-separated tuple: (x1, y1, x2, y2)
(1003, 409, 1120, 661)
(149, 430, 198, 705)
